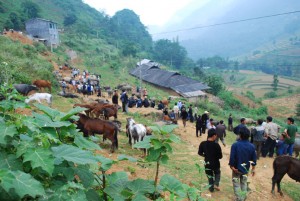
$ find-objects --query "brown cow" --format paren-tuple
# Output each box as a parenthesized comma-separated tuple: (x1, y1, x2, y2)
(33, 80, 52, 93)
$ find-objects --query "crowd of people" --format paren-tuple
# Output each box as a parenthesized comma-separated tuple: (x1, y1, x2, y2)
(198, 115, 298, 201)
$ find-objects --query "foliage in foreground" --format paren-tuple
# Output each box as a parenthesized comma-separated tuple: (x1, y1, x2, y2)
(0, 86, 204, 200)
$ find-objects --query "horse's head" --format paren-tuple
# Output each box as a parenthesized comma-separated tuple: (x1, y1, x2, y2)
(112, 120, 122, 131)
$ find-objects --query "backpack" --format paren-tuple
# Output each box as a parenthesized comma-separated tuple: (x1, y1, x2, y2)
(233, 125, 240, 135)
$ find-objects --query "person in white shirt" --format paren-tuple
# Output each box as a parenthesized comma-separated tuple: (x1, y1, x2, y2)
(207, 119, 216, 130)
(173, 103, 179, 119)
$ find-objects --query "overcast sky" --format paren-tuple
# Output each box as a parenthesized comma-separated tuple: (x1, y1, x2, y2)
(83, 0, 196, 26)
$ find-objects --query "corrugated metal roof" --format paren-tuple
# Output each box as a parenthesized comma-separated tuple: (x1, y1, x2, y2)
(26, 18, 58, 24)
(130, 60, 210, 97)
(180, 91, 206, 98)
(171, 83, 210, 93)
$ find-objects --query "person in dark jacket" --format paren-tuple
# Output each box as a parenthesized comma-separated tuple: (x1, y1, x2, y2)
(216, 120, 226, 147)
(198, 128, 223, 192)
(228, 114, 233, 131)
(201, 111, 209, 134)
(196, 115, 202, 137)
(229, 127, 256, 201)
(112, 90, 118, 105)
(120, 90, 128, 113)
(142, 96, 150, 108)
(136, 96, 143, 108)
(181, 107, 188, 127)
(157, 101, 164, 110)
(251, 119, 265, 159)
(188, 104, 194, 123)
(128, 94, 136, 108)
(150, 99, 155, 108)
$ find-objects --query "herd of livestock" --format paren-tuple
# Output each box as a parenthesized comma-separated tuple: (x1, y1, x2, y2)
(12, 79, 152, 154)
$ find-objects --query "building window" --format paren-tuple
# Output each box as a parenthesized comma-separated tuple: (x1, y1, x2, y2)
(50, 23, 53, 29)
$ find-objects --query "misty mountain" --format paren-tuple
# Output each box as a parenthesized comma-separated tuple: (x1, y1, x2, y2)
(153, 0, 300, 60)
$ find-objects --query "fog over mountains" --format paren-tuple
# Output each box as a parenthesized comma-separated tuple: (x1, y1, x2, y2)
(151, 0, 300, 60)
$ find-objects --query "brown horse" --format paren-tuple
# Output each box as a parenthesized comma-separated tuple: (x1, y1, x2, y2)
(33, 80, 52, 93)
(73, 103, 98, 117)
(162, 99, 169, 107)
(272, 156, 300, 196)
(66, 84, 76, 93)
(91, 104, 118, 119)
(77, 113, 118, 152)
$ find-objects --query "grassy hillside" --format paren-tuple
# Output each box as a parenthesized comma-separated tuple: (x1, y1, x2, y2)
(0, 0, 108, 35)
(0, 35, 55, 85)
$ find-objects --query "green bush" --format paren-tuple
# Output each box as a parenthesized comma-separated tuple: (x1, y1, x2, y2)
(264, 91, 277, 98)
(33, 42, 47, 53)
(218, 91, 243, 110)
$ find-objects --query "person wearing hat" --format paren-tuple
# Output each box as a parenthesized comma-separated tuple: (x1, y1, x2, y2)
(201, 111, 209, 134)
(198, 128, 223, 192)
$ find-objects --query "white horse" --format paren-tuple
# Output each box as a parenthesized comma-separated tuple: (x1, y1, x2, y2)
(126, 117, 147, 148)
(25, 93, 52, 107)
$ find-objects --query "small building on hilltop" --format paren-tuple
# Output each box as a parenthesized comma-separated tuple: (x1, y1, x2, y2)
(130, 59, 210, 102)
(25, 18, 59, 47)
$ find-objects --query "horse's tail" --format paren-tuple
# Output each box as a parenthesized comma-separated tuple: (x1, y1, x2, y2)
(114, 126, 118, 149)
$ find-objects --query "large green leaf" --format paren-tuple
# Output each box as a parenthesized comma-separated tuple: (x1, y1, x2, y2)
(159, 174, 185, 197)
(132, 194, 148, 201)
(52, 144, 98, 165)
(104, 172, 129, 200)
(74, 165, 95, 188)
(150, 125, 178, 135)
(23, 148, 55, 175)
(33, 112, 72, 128)
(59, 107, 85, 121)
(16, 140, 35, 158)
(86, 189, 101, 201)
(0, 124, 18, 144)
(33, 104, 61, 120)
(40, 127, 60, 143)
(53, 162, 75, 181)
(168, 134, 181, 143)
(0, 153, 22, 171)
(22, 117, 40, 133)
(133, 135, 153, 149)
(0, 170, 45, 198)
(47, 188, 88, 201)
(146, 147, 161, 162)
(117, 154, 137, 162)
(106, 171, 128, 185)
(126, 179, 155, 197)
(95, 155, 114, 171)
(74, 134, 101, 151)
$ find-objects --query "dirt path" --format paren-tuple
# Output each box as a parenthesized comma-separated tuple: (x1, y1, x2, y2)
(171, 119, 296, 201)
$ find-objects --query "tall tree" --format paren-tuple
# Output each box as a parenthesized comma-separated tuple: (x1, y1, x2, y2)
(153, 39, 187, 69)
(205, 75, 224, 95)
(22, 1, 40, 19)
(110, 9, 152, 52)
(272, 74, 279, 91)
